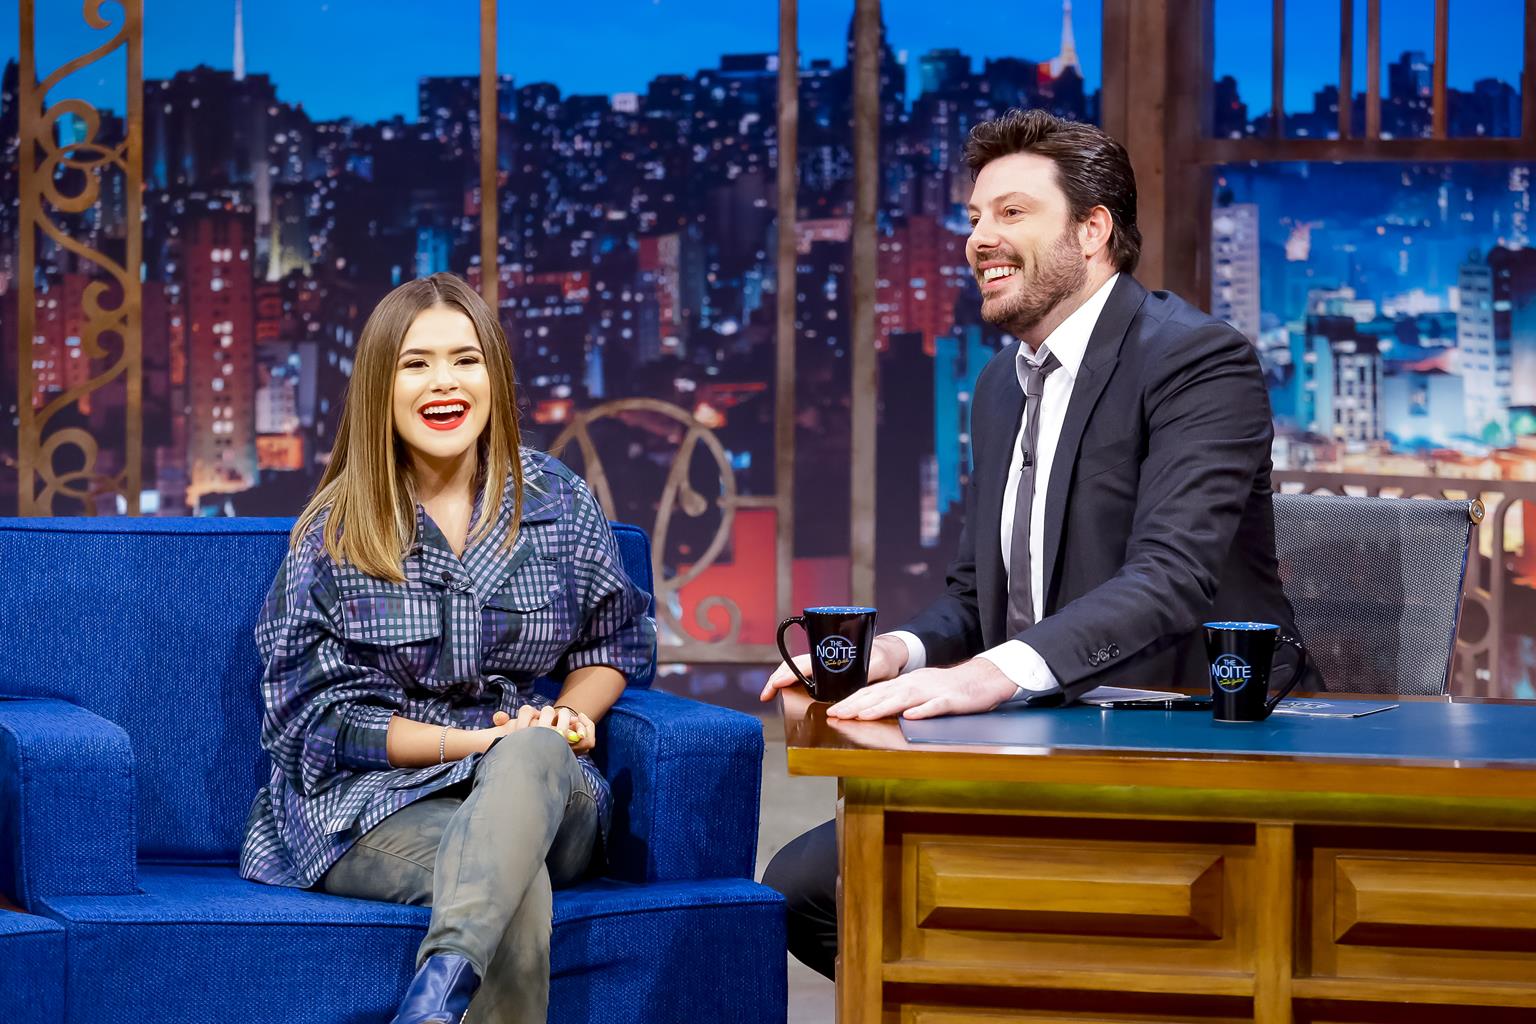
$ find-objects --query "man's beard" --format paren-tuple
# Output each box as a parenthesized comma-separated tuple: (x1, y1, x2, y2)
(978, 227, 1088, 337)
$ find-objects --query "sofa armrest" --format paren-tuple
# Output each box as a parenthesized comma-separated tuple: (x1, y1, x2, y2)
(0, 698, 139, 909)
(595, 688, 764, 883)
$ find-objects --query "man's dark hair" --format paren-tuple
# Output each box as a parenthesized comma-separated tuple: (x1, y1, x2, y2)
(964, 109, 1142, 274)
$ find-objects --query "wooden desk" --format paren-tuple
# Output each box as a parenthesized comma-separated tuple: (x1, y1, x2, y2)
(780, 687, 1536, 1024)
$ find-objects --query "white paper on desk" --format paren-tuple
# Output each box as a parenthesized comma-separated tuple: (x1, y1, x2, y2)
(1271, 699, 1399, 718)
(1078, 686, 1196, 704)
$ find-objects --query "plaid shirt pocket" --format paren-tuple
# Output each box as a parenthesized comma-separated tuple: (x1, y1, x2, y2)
(337, 588, 443, 680)
(484, 555, 562, 613)
(483, 555, 568, 674)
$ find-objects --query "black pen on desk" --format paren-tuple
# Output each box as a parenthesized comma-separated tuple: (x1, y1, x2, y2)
(1096, 698, 1213, 710)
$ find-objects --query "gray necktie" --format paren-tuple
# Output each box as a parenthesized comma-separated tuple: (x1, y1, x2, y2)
(1006, 350, 1061, 637)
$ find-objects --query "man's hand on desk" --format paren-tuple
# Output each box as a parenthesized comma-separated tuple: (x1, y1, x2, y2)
(826, 659, 1019, 721)
(759, 634, 909, 702)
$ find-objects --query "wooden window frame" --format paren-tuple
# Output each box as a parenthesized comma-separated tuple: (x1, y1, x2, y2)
(1105, 0, 1534, 305)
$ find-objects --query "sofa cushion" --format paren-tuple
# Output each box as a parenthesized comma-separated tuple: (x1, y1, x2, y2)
(40, 865, 785, 1024)
(0, 911, 65, 1024)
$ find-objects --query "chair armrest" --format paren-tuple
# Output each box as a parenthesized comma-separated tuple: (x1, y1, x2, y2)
(0, 698, 139, 909)
(595, 688, 764, 883)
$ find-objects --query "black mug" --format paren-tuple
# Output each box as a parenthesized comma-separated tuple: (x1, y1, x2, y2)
(1204, 621, 1307, 722)
(775, 606, 878, 703)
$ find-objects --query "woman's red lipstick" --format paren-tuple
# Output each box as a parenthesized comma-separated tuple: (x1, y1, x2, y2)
(418, 401, 469, 431)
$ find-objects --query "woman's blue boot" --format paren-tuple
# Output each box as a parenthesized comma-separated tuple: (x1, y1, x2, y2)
(389, 953, 480, 1024)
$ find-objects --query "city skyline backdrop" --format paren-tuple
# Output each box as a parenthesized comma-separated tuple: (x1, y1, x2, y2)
(2, 1, 1524, 125)
(2, 1, 1531, 697)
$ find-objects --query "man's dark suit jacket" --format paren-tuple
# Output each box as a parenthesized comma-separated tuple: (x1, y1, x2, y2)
(902, 274, 1309, 701)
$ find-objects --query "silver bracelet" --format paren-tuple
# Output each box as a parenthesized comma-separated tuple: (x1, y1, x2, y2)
(438, 724, 449, 765)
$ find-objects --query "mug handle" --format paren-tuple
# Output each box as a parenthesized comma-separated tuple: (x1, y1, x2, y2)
(775, 616, 816, 690)
(1263, 633, 1310, 714)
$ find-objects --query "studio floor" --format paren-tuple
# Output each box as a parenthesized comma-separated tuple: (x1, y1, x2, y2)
(752, 710, 837, 1023)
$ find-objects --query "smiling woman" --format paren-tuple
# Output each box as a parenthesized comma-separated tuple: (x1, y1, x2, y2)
(394, 309, 489, 454)
(392, 304, 494, 554)
(293, 273, 521, 581)
(243, 271, 656, 1024)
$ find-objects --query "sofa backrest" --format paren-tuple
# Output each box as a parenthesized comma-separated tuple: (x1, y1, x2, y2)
(0, 517, 654, 865)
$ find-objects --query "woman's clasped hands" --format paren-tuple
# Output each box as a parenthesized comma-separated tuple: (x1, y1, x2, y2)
(488, 705, 596, 754)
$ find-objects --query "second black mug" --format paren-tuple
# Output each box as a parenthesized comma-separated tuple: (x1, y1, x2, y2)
(1204, 620, 1308, 722)
(775, 606, 878, 703)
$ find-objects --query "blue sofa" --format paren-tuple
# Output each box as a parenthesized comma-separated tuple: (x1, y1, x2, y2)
(0, 909, 63, 1024)
(0, 517, 785, 1023)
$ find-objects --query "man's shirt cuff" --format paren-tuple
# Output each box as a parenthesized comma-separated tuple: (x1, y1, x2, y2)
(975, 640, 1062, 700)
(885, 630, 927, 675)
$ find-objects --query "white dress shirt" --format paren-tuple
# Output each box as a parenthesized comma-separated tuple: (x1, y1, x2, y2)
(889, 273, 1121, 698)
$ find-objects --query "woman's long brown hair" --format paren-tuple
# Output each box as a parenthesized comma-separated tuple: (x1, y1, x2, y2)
(291, 273, 523, 580)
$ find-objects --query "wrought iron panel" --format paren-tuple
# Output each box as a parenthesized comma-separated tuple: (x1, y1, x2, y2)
(16, 0, 143, 515)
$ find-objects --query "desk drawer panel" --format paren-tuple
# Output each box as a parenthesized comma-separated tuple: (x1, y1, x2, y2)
(894, 990, 1252, 1024)
(1298, 999, 1536, 1024)
(915, 840, 1225, 940)
(893, 814, 1257, 975)
(1334, 855, 1536, 950)
(1302, 826, 1536, 984)
(902, 1011, 1242, 1024)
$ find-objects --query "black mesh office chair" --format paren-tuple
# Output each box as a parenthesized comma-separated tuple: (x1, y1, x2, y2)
(1271, 492, 1483, 696)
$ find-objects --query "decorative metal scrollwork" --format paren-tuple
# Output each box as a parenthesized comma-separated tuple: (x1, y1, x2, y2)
(17, 0, 143, 514)
(549, 399, 780, 664)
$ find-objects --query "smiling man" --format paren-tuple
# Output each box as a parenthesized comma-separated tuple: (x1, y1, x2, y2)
(761, 109, 1310, 980)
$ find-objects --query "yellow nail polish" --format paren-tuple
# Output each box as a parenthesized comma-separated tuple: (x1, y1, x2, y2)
(567, 731, 581, 743)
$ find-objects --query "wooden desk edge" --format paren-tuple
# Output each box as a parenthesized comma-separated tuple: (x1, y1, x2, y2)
(779, 688, 1536, 803)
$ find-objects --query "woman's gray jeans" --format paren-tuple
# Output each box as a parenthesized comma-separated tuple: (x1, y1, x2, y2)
(318, 726, 598, 1024)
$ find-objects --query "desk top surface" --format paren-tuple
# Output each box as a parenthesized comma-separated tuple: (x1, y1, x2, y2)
(780, 688, 1536, 799)
(898, 697, 1536, 763)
